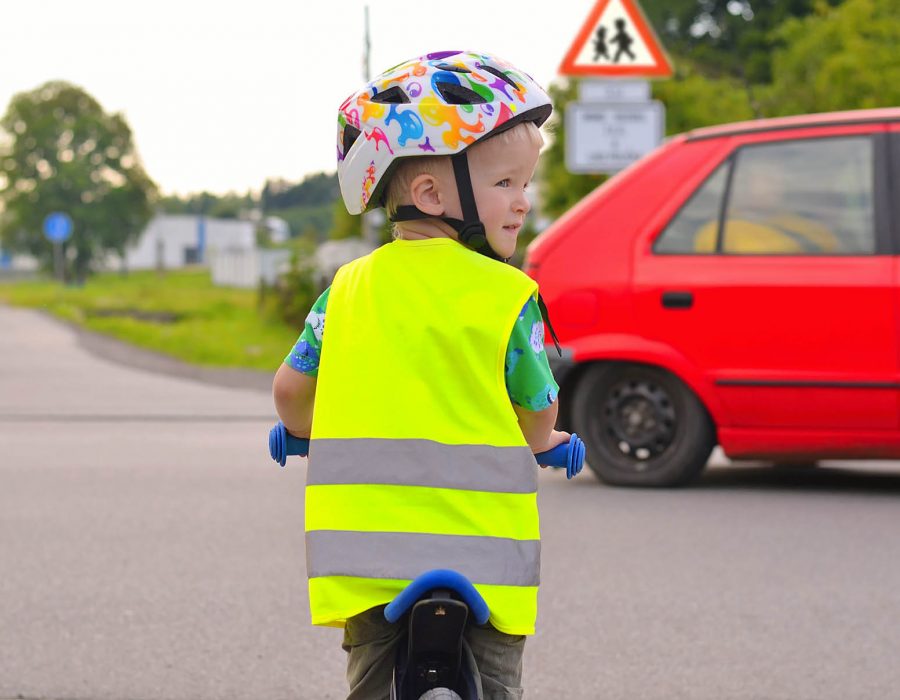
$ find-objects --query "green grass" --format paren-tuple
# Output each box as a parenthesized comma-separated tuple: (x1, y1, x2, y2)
(0, 268, 299, 371)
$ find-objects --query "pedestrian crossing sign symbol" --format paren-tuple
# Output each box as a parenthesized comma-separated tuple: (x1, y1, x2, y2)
(559, 0, 673, 78)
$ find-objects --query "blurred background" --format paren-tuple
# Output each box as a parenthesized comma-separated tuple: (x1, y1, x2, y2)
(2, 0, 896, 366)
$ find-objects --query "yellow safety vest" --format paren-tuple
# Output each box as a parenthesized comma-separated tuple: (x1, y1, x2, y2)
(306, 237, 541, 635)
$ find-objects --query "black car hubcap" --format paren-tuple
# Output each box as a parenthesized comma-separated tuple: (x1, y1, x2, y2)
(603, 378, 676, 468)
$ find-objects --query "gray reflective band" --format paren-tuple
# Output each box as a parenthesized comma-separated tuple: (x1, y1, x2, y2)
(307, 439, 537, 494)
(307, 530, 540, 587)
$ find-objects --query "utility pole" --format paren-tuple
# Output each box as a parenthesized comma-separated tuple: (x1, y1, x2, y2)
(361, 5, 382, 244)
(363, 5, 371, 83)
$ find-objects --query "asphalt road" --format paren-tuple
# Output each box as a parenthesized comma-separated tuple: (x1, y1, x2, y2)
(2, 304, 899, 700)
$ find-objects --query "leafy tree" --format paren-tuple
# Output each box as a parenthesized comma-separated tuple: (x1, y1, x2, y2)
(652, 61, 755, 133)
(329, 196, 363, 239)
(539, 80, 607, 220)
(157, 190, 256, 219)
(0, 81, 157, 281)
(643, 0, 842, 87)
(262, 172, 339, 210)
(765, 0, 900, 114)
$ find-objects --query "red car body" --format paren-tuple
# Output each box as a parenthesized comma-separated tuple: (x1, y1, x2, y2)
(526, 108, 900, 486)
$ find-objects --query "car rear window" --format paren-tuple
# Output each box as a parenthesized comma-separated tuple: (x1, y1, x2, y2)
(655, 136, 876, 256)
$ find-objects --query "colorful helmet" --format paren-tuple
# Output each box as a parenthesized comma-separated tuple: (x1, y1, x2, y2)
(336, 50, 553, 216)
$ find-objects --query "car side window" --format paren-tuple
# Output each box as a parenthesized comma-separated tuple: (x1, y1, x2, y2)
(722, 137, 875, 255)
(653, 161, 729, 254)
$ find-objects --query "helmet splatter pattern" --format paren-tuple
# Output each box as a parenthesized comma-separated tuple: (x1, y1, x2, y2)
(336, 50, 552, 215)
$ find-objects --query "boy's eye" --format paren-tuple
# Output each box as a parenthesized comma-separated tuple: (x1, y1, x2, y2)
(496, 178, 511, 188)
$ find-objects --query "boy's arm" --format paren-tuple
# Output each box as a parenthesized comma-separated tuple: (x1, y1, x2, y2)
(273, 363, 317, 438)
(506, 297, 569, 454)
(513, 402, 569, 455)
(274, 286, 329, 438)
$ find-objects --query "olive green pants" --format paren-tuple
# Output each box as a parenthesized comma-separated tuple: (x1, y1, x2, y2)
(342, 605, 526, 700)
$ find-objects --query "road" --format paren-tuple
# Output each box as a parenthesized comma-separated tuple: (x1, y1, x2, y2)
(2, 304, 899, 700)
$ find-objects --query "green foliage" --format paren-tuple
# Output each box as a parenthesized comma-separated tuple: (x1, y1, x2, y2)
(642, 0, 842, 84)
(274, 202, 334, 242)
(765, 0, 900, 115)
(0, 268, 298, 370)
(262, 172, 338, 209)
(0, 81, 157, 282)
(158, 190, 256, 219)
(653, 62, 755, 133)
(330, 196, 363, 239)
(259, 236, 320, 329)
(539, 80, 607, 219)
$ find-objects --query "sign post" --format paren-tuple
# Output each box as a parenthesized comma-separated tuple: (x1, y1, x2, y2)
(43, 212, 73, 283)
(559, 0, 672, 175)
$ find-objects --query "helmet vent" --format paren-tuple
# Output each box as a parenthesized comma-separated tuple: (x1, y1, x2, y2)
(371, 86, 410, 104)
(435, 63, 470, 73)
(479, 65, 519, 91)
(342, 124, 361, 157)
(435, 81, 487, 105)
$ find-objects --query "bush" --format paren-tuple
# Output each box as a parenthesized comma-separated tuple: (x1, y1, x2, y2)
(259, 238, 321, 329)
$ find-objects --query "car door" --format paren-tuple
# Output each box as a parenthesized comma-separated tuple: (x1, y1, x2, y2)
(632, 123, 899, 433)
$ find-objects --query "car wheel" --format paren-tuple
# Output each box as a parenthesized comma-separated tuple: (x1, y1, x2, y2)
(571, 363, 715, 487)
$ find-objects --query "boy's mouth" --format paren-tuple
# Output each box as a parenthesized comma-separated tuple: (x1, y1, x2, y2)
(502, 224, 522, 235)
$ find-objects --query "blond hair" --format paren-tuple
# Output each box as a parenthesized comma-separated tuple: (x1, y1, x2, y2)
(384, 121, 544, 229)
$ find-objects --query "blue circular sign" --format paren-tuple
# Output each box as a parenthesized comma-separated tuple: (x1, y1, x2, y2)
(43, 212, 73, 243)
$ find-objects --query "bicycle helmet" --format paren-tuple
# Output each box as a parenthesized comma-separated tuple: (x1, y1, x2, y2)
(336, 50, 552, 258)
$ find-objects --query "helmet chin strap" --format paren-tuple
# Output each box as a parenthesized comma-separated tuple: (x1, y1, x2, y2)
(390, 152, 504, 262)
(389, 152, 562, 355)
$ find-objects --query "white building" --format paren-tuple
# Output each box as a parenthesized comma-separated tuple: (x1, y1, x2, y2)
(121, 214, 256, 271)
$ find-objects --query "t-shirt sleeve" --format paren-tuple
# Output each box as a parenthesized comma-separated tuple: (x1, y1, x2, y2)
(283, 286, 330, 377)
(505, 296, 560, 411)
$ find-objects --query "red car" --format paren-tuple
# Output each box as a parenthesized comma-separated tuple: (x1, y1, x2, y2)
(527, 107, 900, 487)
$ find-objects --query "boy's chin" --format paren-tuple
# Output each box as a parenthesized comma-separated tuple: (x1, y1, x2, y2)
(486, 235, 517, 259)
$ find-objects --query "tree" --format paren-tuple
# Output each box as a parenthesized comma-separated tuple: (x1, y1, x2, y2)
(642, 0, 843, 86)
(765, 0, 900, 115)
(539, 80, 607, 220)
(0, 81, 157, 281)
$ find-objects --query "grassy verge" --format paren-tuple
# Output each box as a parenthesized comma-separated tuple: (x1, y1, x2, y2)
(0, 268, 300, 371)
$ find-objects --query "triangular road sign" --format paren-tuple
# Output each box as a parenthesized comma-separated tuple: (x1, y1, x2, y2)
(559, 0, 673, 78)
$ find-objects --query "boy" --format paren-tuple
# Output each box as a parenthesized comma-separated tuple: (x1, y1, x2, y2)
(273, 50, 568, 700)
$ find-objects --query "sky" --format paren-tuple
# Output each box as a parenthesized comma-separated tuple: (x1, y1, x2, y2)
(1, 0, 597, 196)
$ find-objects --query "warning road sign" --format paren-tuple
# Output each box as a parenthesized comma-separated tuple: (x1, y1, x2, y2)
(559, 0, 673, 78)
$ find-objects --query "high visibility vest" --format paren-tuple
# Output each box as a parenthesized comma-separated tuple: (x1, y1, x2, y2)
(306, 237, 541, 635)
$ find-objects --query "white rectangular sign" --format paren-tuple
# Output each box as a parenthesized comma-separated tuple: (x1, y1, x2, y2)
(565, 101, 665, 173)
(578, 79, 650, 103)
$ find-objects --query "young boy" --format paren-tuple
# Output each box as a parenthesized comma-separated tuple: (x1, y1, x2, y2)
(273, 50, 568, 700)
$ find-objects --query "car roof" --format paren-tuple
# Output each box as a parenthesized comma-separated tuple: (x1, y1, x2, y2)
(685, 107, 900, 141)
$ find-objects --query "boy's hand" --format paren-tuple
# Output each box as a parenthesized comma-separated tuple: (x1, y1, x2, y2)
(533, 430, 571, 467)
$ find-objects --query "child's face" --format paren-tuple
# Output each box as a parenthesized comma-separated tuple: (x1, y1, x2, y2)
(456, 129, 542, 259)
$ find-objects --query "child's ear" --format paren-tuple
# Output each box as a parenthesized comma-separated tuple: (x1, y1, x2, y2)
(409, 173, 444, 216)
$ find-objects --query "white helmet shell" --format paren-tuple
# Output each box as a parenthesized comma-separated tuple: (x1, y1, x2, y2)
(336, 50, 552, 215)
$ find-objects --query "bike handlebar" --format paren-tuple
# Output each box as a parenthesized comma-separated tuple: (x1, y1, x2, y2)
(268, 422, 585, 479)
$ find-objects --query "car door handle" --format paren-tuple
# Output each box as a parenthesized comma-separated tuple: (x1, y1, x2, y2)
(661, 291, 693, 309)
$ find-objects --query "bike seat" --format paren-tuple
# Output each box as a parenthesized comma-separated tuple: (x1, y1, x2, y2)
(384, 569, 490, 625)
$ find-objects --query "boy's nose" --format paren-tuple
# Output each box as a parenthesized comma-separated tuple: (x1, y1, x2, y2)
(514, 191, 531, 214)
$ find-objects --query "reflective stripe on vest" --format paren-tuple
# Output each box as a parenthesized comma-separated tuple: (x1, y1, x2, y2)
(307, 531, 540, 586)
(306, 238, 540, 635)
(307, 439, 538, 493)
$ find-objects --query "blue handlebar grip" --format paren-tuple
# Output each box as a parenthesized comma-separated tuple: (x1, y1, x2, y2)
(534, 434, 585, 479)
(268, 421, 309, 467)
(269, 420, 583, 478)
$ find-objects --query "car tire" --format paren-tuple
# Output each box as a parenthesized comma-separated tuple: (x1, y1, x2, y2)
(571, 363, 715, 487)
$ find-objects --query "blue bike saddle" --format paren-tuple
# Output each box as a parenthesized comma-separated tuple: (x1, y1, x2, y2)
(384, 569, 490, 626)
